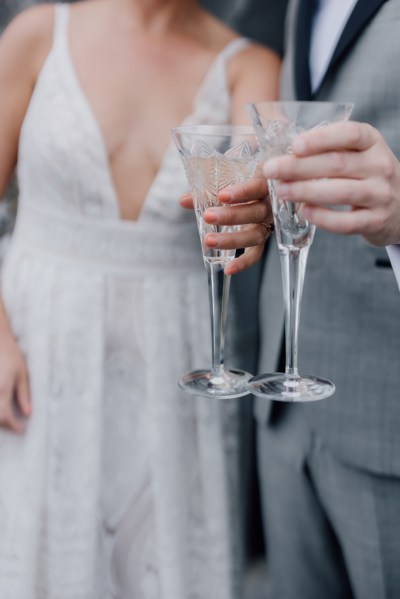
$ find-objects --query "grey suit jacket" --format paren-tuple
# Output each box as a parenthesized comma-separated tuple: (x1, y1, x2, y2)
(256, 0, 400, 476)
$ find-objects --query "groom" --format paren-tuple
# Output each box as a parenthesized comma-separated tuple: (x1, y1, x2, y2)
(181, 1, 400, 595)
(202, 0, 400, 597)
(254, 1, 400, 597)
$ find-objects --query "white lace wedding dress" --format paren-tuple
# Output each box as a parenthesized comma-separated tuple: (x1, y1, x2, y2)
(0, 5, 250, 599)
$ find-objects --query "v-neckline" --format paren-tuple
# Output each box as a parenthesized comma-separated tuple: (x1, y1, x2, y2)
(60, 10, 237, 223)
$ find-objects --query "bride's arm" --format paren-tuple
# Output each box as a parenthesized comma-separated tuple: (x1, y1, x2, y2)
(0, 5, 53, 197)
(0, 5, 53, 433)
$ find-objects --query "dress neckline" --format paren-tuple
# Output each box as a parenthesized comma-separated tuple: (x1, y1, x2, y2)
(36, 4, 249, 223)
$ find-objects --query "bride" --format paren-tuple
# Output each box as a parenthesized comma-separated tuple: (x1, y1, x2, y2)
(0, 0, 278, 597)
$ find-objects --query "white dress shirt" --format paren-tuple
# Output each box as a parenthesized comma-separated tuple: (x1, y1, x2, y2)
(309, 0, 359, 92)
(309, 0, 400, 288)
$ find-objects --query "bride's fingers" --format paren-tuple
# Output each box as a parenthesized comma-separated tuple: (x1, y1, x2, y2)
(218, 176, 269, 205)
(179, 176, 269, 211)
(0, 400, 25, 434)
(225, 243, 266, 275)
(16, 372, 31, 418)
(179, 193, 194, 209)
(204, 222, 272, 251)
(204, 199, 271, 227)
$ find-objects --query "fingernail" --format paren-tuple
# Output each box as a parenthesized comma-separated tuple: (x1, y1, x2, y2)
(179, 194, 192, 207)
(263, 159, 278, 178)
(205, 234, 218, 248)
(225, 264, 238, 275)
(204, 209, 217, 224)
(219, 190, 234, 203)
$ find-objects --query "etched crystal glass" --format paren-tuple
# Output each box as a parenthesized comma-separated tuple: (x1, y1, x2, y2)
(247, 101, 354, 402)
(172, 125, 260, 398)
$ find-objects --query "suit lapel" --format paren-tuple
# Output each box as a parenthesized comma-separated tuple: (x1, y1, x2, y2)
(314, 0, 389, 96)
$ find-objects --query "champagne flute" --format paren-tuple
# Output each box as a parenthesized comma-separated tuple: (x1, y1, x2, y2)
(247, 101, 354, 402)
(172, 125, 260, 398)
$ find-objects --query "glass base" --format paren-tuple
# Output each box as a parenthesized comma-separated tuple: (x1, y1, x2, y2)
(247, 372, 335, 402)
(178, 368, 252, 399)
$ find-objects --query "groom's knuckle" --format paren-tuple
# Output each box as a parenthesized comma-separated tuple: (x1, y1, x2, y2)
(347, 121, 364, 145)
(330, 151, 346, 175)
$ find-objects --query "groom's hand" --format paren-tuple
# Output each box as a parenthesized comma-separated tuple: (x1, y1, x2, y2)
(263, 121, 400, 247)
(180, 176, 273, 275)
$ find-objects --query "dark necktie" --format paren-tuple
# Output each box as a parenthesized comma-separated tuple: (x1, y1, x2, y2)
(294, 0, 317, 100)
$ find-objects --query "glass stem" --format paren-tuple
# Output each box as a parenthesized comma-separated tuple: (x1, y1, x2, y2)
(207, 262, 231, 378)
(279, 246, 310, 377)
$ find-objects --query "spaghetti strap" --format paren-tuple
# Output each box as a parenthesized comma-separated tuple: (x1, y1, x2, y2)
(217, 37, 252, 63)
(189, 37, 252, 117)
(53, 3, 69, 46)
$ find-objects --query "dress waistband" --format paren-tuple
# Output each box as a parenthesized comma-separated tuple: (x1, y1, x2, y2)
(11, 203, 204, 274)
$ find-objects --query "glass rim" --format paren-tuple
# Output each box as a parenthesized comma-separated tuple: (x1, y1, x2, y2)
(171, 124, 255, 137)
(247, 100, 355, 110)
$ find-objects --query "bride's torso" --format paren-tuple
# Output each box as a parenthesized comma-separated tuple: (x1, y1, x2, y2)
(66, 0, 239, 221)
(0, 11, 250, 597)
(2, 3, 250, 284)
(17, 2, 246, 225)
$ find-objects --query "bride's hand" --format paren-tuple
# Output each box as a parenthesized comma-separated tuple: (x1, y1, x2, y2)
(180, 176, 273, 275)
(0, 328, 31, 434)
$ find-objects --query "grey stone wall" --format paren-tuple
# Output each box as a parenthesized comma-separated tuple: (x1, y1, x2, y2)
(201, 0, 289, 57)
(1, 1, 289, 54)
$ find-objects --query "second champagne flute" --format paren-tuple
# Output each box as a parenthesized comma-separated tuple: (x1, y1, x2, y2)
(247, 101, 354, 402)
(172, 125, 260, 399)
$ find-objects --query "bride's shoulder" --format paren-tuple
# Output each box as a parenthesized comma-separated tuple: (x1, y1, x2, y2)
(1, 4, 54, 44)
(0, 4, 54, 78)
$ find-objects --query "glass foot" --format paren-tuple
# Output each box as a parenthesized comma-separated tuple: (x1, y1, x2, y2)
(247, 372, 335, 402)
(178, 368, 252, 399)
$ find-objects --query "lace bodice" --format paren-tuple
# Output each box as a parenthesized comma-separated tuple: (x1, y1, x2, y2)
(18, 4, 250, 223)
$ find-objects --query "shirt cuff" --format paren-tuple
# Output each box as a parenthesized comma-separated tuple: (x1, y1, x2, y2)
(386, 245, 400, 290)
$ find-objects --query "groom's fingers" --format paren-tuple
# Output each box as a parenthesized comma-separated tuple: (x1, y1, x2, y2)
(303, 204, 375, 237)
(263, 148, 377, 183)
(291, 121, 377, 155)
(262, 123, 382, 183)
(273, 177, 372, 207)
